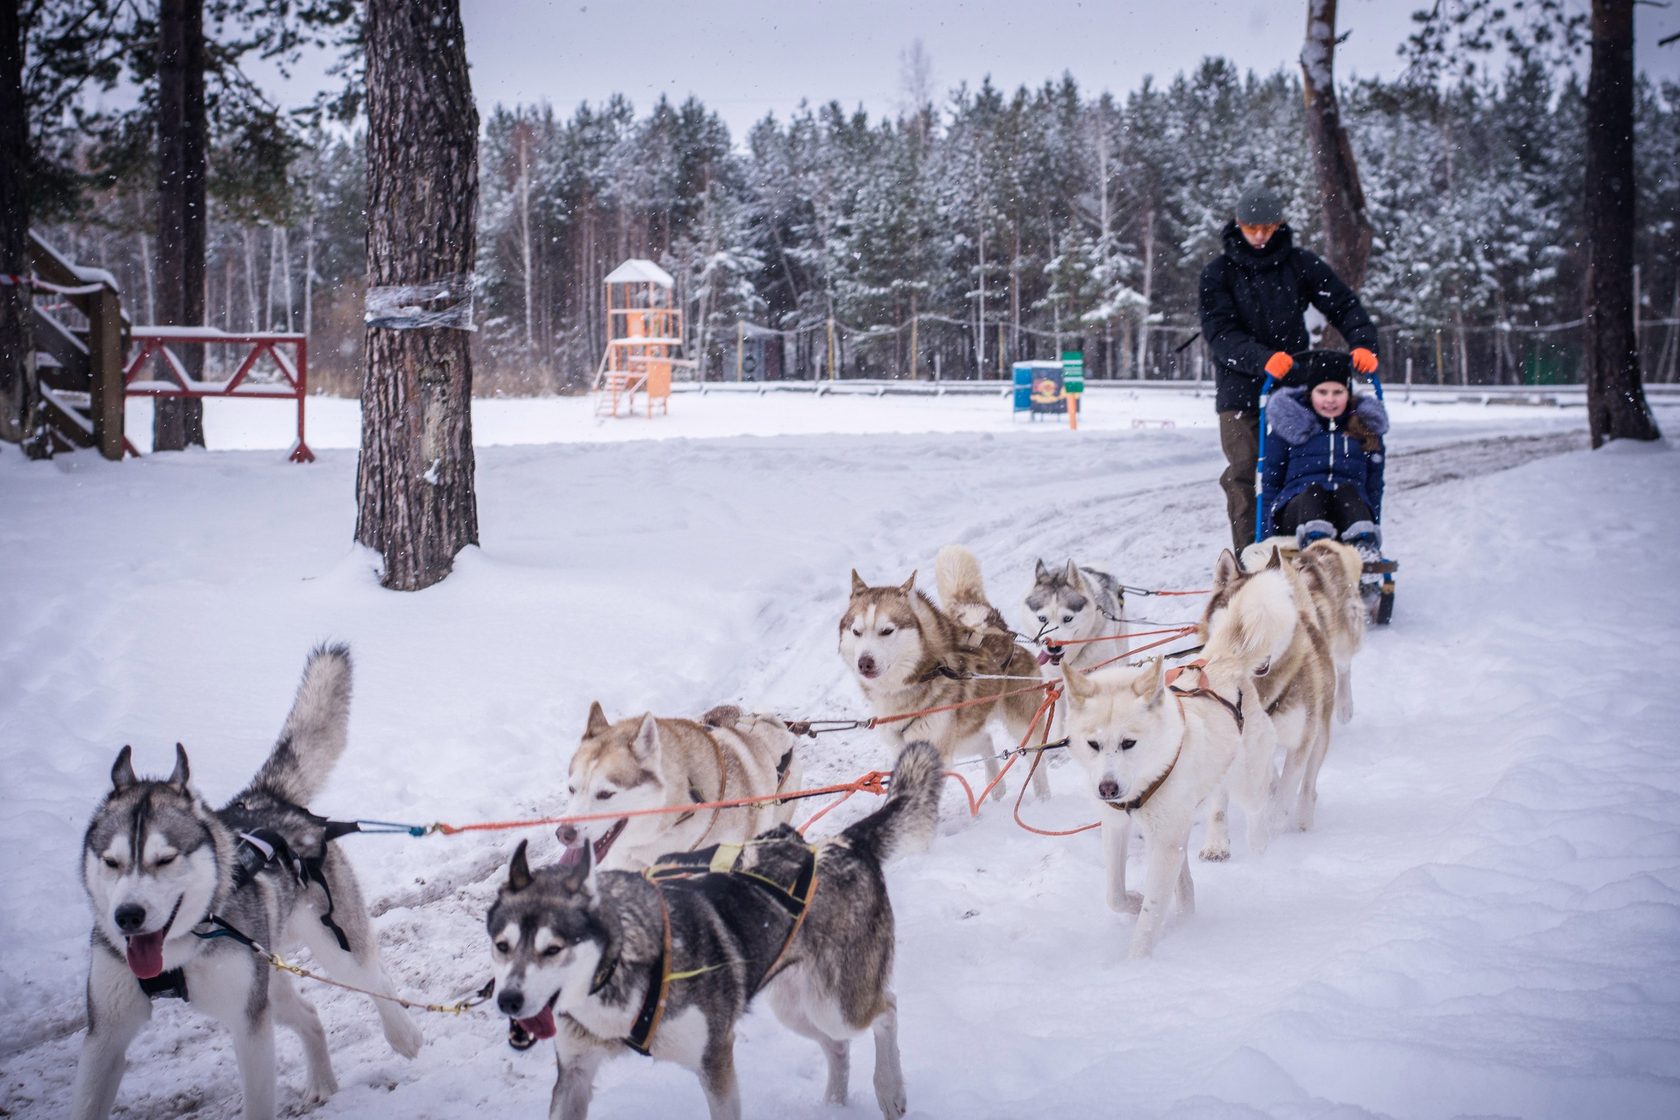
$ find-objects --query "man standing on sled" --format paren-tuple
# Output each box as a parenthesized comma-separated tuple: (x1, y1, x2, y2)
(1199, 185, 1380, 552)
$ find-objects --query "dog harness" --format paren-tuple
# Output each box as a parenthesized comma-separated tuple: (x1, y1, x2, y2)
(668, 727, 732, 851)
(230, 827, 354, 953)
(592, 839, 820, 1056)
(138, 966, 189, 1001)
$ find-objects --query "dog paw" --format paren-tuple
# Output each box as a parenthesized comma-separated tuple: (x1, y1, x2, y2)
(1107, 890, 1144, 915)
(1198, 844, 1231, 862)
(303, 1073, 339, 1106)
(385, 1016, 424, 1059)
(875, 1087, 907, 1120)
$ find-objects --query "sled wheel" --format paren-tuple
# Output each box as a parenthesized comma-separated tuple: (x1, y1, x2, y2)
(1374, 577, 1396, 626)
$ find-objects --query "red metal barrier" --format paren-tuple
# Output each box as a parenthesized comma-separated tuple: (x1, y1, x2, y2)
(123, 328, 315, 462)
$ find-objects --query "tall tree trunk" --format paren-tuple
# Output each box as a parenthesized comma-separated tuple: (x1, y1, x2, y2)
(1300, 0, 1372, 290)
(155, 0, 207, 450)
(356, 0, 479, 591)
(0, 0, 42, 454)
(1583, 0, 1660, 447)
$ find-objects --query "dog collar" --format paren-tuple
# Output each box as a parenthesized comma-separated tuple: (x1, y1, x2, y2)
(138, 966, 189, 1002)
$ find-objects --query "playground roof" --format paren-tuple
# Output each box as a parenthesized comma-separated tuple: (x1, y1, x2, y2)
(604, 259, 674, 288)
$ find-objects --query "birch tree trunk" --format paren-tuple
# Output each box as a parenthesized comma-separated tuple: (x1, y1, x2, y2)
(355, 0, 480, 591)
(154, 0, 207, 450)
(1300, 0, 1372, 290)
(1583, 0, 1660, 446)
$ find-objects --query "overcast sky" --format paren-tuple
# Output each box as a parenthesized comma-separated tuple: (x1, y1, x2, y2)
(448, 0, 1680, 138)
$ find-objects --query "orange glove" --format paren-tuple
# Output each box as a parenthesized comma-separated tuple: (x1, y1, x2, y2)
(1264, 352, 1294, 380)
(1351, 347, 1379, 374)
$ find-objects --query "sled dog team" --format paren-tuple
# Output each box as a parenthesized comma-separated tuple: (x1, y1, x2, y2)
(72, 541, 1367, 1120)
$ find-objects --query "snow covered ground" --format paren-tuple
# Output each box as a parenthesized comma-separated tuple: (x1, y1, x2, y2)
(3, 387, 1678, 1119)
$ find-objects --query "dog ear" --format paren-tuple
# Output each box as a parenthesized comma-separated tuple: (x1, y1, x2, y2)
(1060, 663, 1092, 705)
(1063, 559, 1083, 589)
(585, 700, 610, 738)
(1213, 549, 1240, 589)
(507, 839, 533, 893)
(111, 745, 138, 791)
(850, 569, 869, 597)
(1132, 658, 1166, 706)
(899, 570, 917, 594)
(167, 743, 191, 790)
(1034, 558, 1050, 580)
(631, 713, 659, 760)
(1266, 547, 1283, 571)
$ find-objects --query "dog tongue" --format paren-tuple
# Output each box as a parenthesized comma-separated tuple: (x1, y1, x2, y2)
(126, 931, 167, 979)
(518, 1004, 557, 1040)
(557, 843, 586, 868)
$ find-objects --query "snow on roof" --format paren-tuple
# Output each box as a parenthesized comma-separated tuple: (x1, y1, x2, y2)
(604, 259, 674, 288)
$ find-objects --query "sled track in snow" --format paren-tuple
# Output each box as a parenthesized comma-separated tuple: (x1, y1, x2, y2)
(1387, 429, 1592, 491)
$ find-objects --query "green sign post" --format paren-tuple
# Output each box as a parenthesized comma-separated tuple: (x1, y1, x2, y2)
(1061, 350, 1085, 429)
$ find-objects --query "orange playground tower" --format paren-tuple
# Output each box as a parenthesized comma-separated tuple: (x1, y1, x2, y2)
(592, 259, 693, 417)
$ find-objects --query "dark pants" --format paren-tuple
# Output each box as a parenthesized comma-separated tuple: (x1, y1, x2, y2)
(1218, 409, 1259, 551)
(1272, 483, 1374, 539)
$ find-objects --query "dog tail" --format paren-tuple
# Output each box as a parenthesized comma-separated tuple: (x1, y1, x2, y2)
(1201, 570, 1298, 676)
(935, 544, 987, 609)
(842, 741, 942, 863)
(246, 643, 353, 806)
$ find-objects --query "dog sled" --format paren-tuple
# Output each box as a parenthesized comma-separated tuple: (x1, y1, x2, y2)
(1255, 349, 1398, 625)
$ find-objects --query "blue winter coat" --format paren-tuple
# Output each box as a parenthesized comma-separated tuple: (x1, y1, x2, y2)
(1261, 388, 1389, 535)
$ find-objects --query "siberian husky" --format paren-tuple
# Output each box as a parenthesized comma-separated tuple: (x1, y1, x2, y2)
(1061, 657, 1275, 957)
(72, 645, 422, 1120)
(1022, 558, 1127, 672)
(1199, 547, 1340, 833)
(555, 702, 803, 871)
(489, 741, 943, 1120)
(840, 545, 1049, 799)
(1240, 537, 1366, 722)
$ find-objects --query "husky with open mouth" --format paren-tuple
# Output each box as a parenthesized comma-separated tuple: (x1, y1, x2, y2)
(490, 741, 942, 1120)
(555, 702, 803, 871)
(71, 645, 422, 1120)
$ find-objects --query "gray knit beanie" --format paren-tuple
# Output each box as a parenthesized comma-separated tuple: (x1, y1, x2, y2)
(1235, 186, 1284, 225)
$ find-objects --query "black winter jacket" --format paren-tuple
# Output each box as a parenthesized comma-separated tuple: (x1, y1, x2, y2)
(1198, 223, 1379, 412)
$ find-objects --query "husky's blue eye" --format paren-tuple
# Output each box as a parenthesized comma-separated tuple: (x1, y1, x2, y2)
(879, 627, 894, 637)
(494, 940, 510, 954)
(1120, 739, 1137, 751)
(594, 790, 614, 801)
(1062, 615, 1074, 624)
(543, 945, 563, 957)
(103, 856, 121, 870)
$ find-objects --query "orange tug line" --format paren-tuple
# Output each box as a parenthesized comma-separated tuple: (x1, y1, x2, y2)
(429, 628, 1202, 840)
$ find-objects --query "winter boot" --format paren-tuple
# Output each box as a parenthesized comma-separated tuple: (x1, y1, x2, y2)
(1295, 519, 1337, 551)
(1342, 521, 1384, 608)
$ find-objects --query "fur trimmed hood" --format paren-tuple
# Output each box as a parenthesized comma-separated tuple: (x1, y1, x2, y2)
(1268, 386, 1388, 446)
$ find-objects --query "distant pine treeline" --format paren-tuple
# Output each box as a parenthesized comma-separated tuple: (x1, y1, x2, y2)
(35, 58, 1680, 392)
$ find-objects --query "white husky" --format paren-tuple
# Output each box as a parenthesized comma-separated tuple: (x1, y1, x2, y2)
(1061, 656, 1275, 957)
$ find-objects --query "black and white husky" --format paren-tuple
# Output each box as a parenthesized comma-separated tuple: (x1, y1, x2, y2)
(72, 645, 423, 1120)
(487, 741, 943, 1120)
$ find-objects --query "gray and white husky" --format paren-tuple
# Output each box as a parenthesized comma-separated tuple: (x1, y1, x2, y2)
(72, 645, 423, 1120)
(488, 741, 943, 1120)
(1023, 558, 1127, 673)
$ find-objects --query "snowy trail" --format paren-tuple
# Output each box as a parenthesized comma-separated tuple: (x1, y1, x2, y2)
(2, 394, 1676, 1119)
